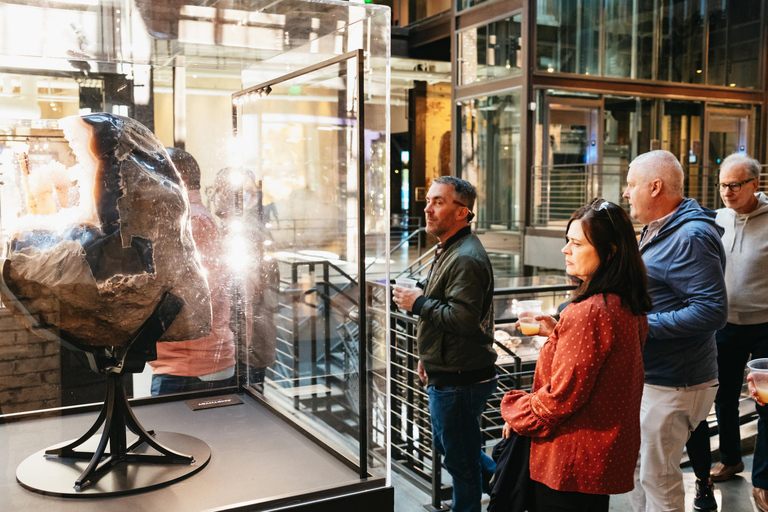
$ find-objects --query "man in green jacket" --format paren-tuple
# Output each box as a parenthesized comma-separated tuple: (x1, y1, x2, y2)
(394, 176, 496, 512)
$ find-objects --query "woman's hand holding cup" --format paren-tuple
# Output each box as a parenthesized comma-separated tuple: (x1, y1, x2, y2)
(748, 373, 766, 406)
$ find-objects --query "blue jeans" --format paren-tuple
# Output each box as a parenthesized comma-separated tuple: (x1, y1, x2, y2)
(715, 322, 768, 489)
(150, 373, 236, 396)
(427, 378, 497, 512)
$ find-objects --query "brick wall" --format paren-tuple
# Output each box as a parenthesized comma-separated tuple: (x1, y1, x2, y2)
(0, 308, 61, 414)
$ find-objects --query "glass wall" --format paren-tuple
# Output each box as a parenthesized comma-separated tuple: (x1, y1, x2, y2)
(659, 0, 705, 84)
(536, 0, 764, 89)
(457, 0, 490, 12)
(458, 90, 522, 231)
(537, 0, 601, 75)
(707, 0, 763, 88)
(458, 14, 522, 86)
(605, 0, 655, 79)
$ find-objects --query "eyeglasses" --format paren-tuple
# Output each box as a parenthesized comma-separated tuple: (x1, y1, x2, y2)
(715, 178, 756, 192)
(453, 200, 475, 222)
(593, 199, 618, 232)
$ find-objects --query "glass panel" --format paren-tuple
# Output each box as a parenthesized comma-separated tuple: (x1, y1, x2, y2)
(602, 96, 655, 204)
(709, 115, 742, 163)
(0, 0, 390, 505)
(537, 0, 601, 75)
(236, 48, 389, 476)
(457, 0, 489, 12)
(605, 0, 655, 79)
(533, 92, 658, 227)
(708, 0, 763, 88)
(458, 91, 522, 275)
(659, 0, 705, 83)
(458, 14, 522, 86)
(381, 0, 450, 27)
(661, 100, 705, 201)
(604, 96, 655, 165)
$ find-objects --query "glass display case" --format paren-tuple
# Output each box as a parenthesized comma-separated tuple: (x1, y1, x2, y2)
(0, 1, 391, 510)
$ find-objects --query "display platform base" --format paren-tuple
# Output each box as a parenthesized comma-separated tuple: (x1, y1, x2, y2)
(2, 394, 388, 511)
(16, 432, 211, 498)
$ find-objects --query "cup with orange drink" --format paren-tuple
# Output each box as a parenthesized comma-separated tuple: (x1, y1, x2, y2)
(747, 358, 768, 403)
(517, 300, 543, 336)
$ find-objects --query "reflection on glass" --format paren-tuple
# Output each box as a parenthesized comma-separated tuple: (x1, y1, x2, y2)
(605, 0, 655, 79)
(533, 92, 656, 226)
(660, 101, 705, 200)
(659, 0, 704, 84)
(238, 61, 361, 413)
(534, 0, 763, 88)
(537, 0, 600, 75)
(458, 15, 522, 86)
(458, 92, 521, 233)
(707, 0, 762, 88)
(235, 51, 389, 470)
(150, 149, 238, 396)
(457, 0, 489, 12)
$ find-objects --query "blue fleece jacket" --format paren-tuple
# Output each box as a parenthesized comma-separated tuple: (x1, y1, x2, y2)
(640, 198, 728, 387)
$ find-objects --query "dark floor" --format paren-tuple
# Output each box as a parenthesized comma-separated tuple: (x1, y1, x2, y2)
(0, 395, 363, 511)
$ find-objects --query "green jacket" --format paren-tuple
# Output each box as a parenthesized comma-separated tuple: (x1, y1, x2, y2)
(414, 228, 496, 380)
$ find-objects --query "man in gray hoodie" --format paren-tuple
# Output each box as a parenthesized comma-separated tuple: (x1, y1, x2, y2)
(624, 150, 727, 512)
(709, 153, 768, 512)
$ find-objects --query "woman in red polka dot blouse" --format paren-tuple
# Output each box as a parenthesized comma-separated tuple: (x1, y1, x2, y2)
(501, 199, 652, 512)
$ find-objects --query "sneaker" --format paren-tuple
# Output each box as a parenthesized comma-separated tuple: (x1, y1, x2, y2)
(694, 478, 717, 511)
(710, 460, 744, 482)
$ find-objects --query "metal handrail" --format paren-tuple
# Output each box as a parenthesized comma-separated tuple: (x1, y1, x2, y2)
(395, 244, 437, 279)
(386, 281, 577, 508)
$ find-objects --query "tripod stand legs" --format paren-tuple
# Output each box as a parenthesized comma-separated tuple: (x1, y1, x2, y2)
(44, 372, 194, 490)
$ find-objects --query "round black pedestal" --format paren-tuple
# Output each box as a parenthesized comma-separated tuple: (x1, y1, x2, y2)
(16, 432, 211, 498)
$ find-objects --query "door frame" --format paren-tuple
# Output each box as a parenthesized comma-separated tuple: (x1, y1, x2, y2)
(704, 105, 754, 168)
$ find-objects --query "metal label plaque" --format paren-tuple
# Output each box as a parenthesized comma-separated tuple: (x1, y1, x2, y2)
(185, 395, 244, 411)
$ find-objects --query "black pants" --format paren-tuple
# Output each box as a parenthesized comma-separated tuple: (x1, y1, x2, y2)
(533, 481, 609, 512)
(686, 419, 712, 480)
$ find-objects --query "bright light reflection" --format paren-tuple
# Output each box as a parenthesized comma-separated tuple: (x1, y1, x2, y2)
(229, 172, 244, 186)
(228, 219, 244, 233)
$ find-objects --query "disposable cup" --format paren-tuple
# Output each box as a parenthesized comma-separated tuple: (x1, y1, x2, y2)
(395, 278, 418, 289)
(517, 300, 543, 336)
(747, 358, 768, 403)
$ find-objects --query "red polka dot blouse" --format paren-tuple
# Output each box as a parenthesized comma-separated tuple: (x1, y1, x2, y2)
(501, 293, 647, 495)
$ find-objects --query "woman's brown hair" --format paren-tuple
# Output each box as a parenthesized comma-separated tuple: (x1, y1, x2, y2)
(567, 198, 652, 316)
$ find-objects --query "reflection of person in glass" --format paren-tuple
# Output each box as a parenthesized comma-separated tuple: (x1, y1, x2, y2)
(211, 167, 279, 393)
(149, 149, 236, 395)
(501, 199, 652, 512)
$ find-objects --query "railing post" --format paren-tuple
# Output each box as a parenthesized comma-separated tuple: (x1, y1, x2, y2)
(324, 263, 331, 405)
(309, 262, 318, 412)
(291, 263, 300, 410)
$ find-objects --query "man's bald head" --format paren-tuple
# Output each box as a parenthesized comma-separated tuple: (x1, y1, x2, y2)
(629, 150, 685, 199)
(623, 150, 686, 225)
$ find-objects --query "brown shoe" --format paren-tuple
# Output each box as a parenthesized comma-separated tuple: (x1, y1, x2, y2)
(754, 487, 768, 512)
(710, 460, 744, 481)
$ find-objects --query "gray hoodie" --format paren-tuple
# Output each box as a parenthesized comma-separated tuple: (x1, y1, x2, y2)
(716, 192, 768, 325)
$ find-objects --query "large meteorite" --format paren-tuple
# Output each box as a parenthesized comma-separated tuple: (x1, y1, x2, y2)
(1, 113, 211, 346)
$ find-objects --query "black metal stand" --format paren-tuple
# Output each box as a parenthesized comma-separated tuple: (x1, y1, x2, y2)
(0, 275, 212, 496)
(44, 371, 194, 490)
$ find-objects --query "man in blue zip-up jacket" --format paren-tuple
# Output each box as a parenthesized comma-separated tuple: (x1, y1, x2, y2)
(624, 151, 728, 512)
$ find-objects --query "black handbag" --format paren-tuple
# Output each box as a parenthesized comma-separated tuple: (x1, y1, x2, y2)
(488, 432, 536, 512)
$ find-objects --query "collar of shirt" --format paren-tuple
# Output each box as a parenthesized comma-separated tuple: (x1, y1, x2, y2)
(441, 225, 472, 252)
(428, 225, 472, 280)
(639, 207, 677, 249)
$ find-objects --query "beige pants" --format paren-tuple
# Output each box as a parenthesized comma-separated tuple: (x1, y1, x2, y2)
(630, 382, 719, 512)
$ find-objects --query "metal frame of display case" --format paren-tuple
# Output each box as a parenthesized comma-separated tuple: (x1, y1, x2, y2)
(0, 56, 391, 512)
(230, 49, 385, 482)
